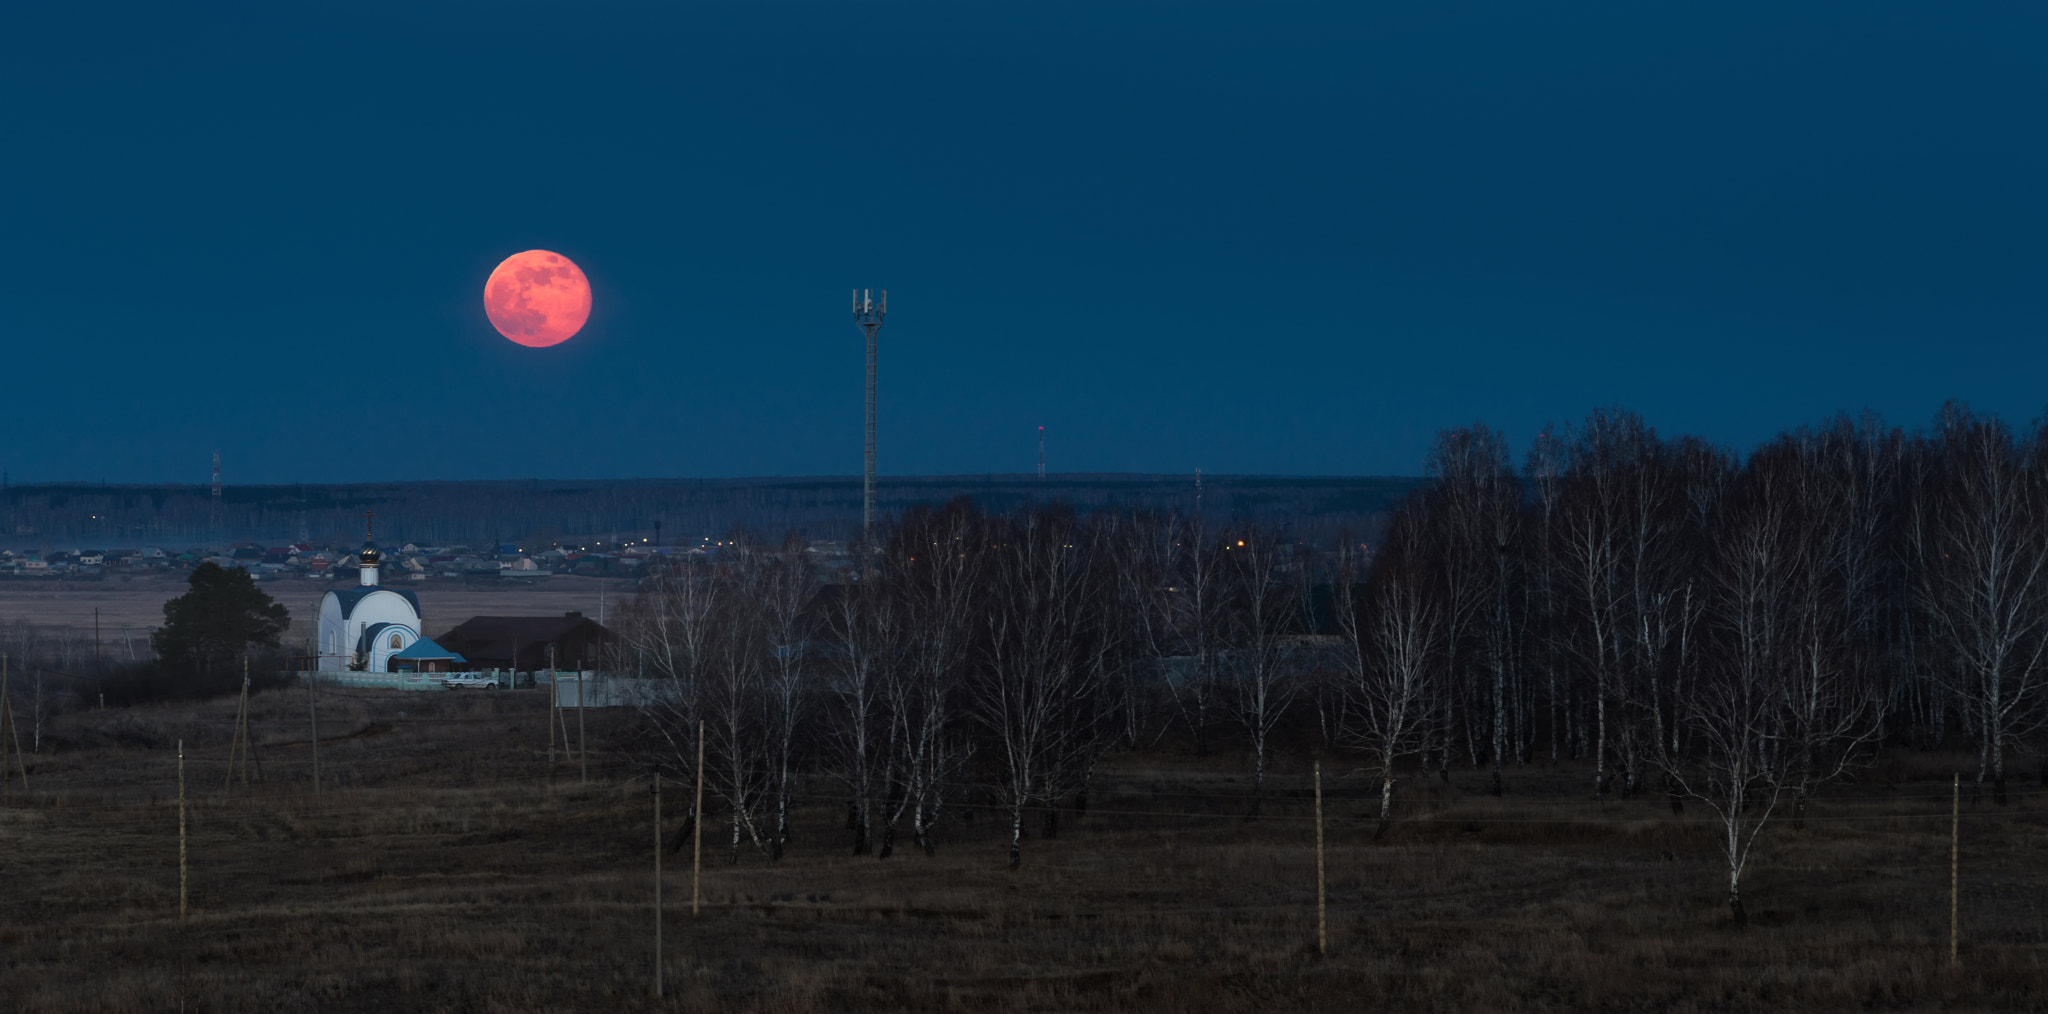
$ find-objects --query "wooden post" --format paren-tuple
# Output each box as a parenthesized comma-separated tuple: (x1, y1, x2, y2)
(1315, 762, 1327, 957)
(307, 665, 320, 797)
(2, 655, 23, 794)
(693, 719, 704, 917)
(244, 660, 263, 785)
(653, 774, 663, 998)
(0, 653, 12, 798)
(577, 668, 588, 786)
(1951, 771, 1959, 965)
(179, 739, 187, 923)
(226, 673, 251, 790)
(556, 686, 573, 773)
(535, 647, 555, 768)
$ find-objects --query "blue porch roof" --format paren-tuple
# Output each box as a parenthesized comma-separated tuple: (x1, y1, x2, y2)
(390, 635, 465, 662)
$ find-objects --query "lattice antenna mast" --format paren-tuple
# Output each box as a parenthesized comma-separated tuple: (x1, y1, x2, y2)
(210, 451, 221, 538)
(1038, 426, 1045, 480)
(853, 288, 886, 569)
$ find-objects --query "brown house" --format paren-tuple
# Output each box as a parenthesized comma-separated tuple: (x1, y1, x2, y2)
(436, 611, 611, 671)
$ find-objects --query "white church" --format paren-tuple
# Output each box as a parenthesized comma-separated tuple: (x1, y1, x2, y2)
(317, 514, 465, 673)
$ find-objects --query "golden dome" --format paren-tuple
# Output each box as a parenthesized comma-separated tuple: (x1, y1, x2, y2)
(359, 510, 380, 566)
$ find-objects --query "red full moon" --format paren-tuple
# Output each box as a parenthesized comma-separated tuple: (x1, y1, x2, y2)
(484, 250, 591, 347)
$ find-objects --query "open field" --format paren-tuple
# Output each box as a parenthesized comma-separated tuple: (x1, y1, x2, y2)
(0, 574, 613, 653)
(2, 692, 2046, 1012)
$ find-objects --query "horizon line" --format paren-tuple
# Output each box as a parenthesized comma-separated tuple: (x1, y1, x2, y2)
(0, 472, 1429, 490)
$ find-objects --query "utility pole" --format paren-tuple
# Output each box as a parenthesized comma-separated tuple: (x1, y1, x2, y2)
(93, 608, 101, 710)
(853, 288, 886, 575)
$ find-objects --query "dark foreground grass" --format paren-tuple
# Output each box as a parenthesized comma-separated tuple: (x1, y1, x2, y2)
(2, 690, 2044, 1012)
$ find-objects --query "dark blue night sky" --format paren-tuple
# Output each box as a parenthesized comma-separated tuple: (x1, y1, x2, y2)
(5, 3, 2044, 483)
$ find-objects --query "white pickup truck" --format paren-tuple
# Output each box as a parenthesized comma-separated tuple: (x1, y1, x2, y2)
(440, 673, 501, 690)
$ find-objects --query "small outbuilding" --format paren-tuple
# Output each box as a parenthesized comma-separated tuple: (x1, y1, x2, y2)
(437, 611, 610, 671)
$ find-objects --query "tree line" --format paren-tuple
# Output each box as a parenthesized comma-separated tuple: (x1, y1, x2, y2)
(0, 475, 1416, 549)
(608, 403, 2048, 925)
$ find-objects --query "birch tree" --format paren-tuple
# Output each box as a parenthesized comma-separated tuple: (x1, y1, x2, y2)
(826, 578, 894, 855)
(1166, 520, 1229, 755)
(1336, 507, 1441, 835)
(1663, 455, 1796, 930)
(620, 558, 718, 840)
(882, 501, 983, 856)
(753, 535, 815, 861)
(972, 508, 1103, 868)
(1220, 527, 1303, 816)
(1906, 404, 2048, 803)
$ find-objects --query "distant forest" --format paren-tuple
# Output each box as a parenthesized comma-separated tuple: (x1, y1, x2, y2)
(0, 474, 1425, 550)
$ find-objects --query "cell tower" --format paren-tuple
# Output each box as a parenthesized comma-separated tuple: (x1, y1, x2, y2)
(211, 451, 221, 501)
(1038, 426, 1045, 480)
(852, 288, 886, 564)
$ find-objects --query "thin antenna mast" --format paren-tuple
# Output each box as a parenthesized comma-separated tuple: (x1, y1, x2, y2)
(852, 288, 886, 572)
(210, 451, 221, 539)
(1038, 426, 1045, 480)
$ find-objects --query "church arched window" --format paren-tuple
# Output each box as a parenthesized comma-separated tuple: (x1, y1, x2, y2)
(390, 633, 403, 650)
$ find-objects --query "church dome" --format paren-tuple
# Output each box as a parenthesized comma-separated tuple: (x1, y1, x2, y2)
(360, 540, 381, 566)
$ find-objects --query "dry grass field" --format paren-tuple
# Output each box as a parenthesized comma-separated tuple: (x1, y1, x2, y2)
(2, 689, 2045, 1012)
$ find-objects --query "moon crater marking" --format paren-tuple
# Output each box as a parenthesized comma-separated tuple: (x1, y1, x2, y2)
(485, 250, 590, 347)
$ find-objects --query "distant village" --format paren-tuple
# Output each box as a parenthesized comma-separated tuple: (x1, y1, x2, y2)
(0, 537, 859, 582)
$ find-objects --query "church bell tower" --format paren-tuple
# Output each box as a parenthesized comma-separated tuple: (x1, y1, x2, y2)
(359, 511, 381, 587)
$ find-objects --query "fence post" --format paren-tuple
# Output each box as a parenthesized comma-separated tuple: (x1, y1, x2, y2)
(0, 652, 27, 795)
(1315, 762, 1327, 957)
(1951, 772, 1959, 965)
(653, 774, 663, 998)
(179, 739, 188, 923)
(308, 667, 320, 797)
(577, 671, 588, 785)
(226, 673, 251, 790)
(244, 660, 263, 785)
(0, 653, 12, 798)
(694, 719, 704, 917)
(541, 656, 556, 769)
(4, 660, 23, 793)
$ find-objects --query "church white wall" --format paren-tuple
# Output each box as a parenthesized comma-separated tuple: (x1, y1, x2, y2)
(368, 626, 417, 673)
(317, 589, 423, 672)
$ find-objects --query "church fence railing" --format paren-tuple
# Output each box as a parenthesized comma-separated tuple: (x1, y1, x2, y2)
(297, 670, 549, 691)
